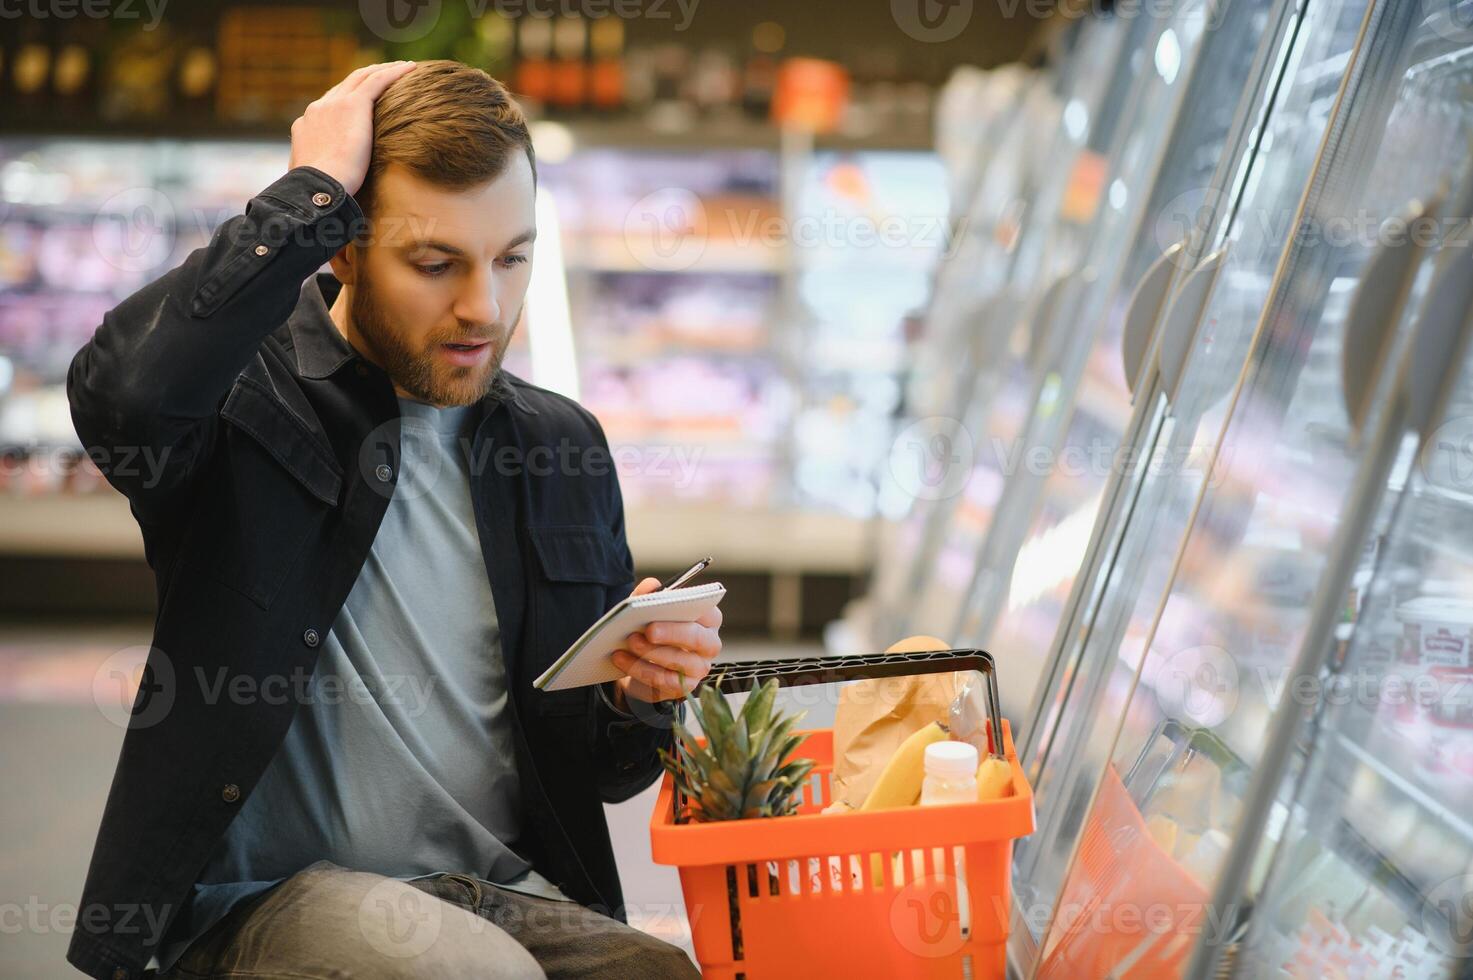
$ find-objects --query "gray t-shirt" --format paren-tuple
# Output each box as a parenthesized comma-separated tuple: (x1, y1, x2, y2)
(155, 395, 572, 974)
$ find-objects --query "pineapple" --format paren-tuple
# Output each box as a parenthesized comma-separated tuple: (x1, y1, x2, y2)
(658, 672, 816, 824)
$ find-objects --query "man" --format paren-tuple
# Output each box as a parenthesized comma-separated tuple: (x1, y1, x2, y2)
(65, 60, 719, 979)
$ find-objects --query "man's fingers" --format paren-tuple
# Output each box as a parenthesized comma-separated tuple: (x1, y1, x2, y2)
(323, 62, 394, 99)
(641, 622, 720, 657)
(695, 604, 723, 630)
(352, 60, 419, 100)
(613, 649, 706, 696)
(621, 643, 709, 680)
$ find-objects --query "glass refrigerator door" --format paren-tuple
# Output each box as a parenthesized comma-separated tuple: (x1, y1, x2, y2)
(1010, 0, 1368, 952)
(1236, 304, 1473, 976)
(962, 0, 1280, 718)
(1027, 0, 1473, 974)
(867, 18, 1133, 646)
(893, 8, 1173, 646)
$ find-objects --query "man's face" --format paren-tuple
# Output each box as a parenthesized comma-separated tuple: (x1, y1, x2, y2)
(340, 156, 537, 407)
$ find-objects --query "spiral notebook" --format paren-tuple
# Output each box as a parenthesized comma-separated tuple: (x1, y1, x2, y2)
(532, 582, 727, 691)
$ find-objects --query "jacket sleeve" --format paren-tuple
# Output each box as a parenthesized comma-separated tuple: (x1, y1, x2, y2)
(66, 165, 363, 528)
(588, 421, 687, 805)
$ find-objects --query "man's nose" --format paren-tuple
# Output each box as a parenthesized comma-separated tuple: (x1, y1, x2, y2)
(453, 267, 501, 327)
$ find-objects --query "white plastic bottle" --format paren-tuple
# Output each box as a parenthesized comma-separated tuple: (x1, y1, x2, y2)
(919, 741, 979, 806)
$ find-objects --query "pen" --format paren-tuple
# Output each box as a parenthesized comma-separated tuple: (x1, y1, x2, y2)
(658, 556, 713, 591)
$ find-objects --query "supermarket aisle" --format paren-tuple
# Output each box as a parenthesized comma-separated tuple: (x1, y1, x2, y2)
(0, 618, 825, 978)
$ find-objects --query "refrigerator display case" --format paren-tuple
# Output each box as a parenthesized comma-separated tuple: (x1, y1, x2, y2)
(855, 15, 1137, 652)
(1013, 0, 1376, 957)
(978, 0, 1287, 723)
(896, 0, 1220, 663)
(1015, 0, 1473, 973)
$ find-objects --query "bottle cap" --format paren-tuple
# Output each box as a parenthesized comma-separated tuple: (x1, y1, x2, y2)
(923, 740, 978, 779)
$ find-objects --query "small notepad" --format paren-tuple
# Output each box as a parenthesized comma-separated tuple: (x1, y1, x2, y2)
(533, 582, 727, 691)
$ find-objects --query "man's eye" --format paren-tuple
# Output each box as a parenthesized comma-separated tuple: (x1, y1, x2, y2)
(500, 254, 529, 267)
(416, 262, 452, 277)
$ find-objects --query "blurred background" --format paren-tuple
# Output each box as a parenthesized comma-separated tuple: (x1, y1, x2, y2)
(7, 0, 1473, 976)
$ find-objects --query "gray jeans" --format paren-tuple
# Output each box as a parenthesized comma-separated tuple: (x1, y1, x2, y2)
(159, 859, 700, 979)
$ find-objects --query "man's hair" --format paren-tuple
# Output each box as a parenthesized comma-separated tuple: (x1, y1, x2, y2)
(356, 59, 536, 221)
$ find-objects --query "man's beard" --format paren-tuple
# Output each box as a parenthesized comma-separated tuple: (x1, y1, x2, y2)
(351, 272, 520, 407)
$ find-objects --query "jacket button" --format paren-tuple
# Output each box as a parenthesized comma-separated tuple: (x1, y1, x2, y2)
(620, 762, 638, 773)
(221, 783, 240, 803)
(253, 244, 269, 256)
(312, 191, 333, 207)
(355, 362, 370, 377)
(303, 628, 320, 647)
(111, 968, 128, 980)
(374, 463, 393, 482)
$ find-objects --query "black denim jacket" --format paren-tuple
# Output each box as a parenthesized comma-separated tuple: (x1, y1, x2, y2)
(63, 166, 681, 980)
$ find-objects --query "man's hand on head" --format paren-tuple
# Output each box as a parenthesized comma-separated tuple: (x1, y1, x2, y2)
(288, 61, 420, 196)
(609, 577, 724, 712)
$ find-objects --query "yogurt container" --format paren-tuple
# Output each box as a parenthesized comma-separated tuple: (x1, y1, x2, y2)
(1397, 597, 1473, 729)
(1397, 597, 1473, 668)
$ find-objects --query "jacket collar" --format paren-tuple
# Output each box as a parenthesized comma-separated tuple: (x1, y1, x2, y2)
(289, 272, 537, 415)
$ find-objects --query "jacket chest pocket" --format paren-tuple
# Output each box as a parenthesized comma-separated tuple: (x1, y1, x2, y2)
(527, 523, 631, 716)
(182, 381, 343, 611)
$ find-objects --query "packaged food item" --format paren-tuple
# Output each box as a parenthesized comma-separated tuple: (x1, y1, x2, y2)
(1397, 597, 1473, 729)
(919, 741, 978, 806)
(1397, 597, 1473, 668)
(823, 635, 968, 813)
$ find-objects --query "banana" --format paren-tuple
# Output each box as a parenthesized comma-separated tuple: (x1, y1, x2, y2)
(975, 757, 1013, 801)
(860, 721, 950, 812)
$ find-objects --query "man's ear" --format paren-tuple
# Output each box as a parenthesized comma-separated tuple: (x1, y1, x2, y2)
(328, 244, 358, 286)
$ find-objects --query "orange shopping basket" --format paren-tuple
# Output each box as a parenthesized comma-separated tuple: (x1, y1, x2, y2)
(649, 650, 1035, 979)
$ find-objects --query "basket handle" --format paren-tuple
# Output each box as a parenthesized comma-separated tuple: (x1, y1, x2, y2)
(701, 648, 1005, 760)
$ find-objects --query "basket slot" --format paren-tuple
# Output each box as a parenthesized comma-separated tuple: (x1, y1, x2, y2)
(954, 844, 972, 938)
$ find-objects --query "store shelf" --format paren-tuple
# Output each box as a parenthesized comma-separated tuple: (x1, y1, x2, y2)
(0, 492, 868, 574)
(0, 116, 935, 153)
